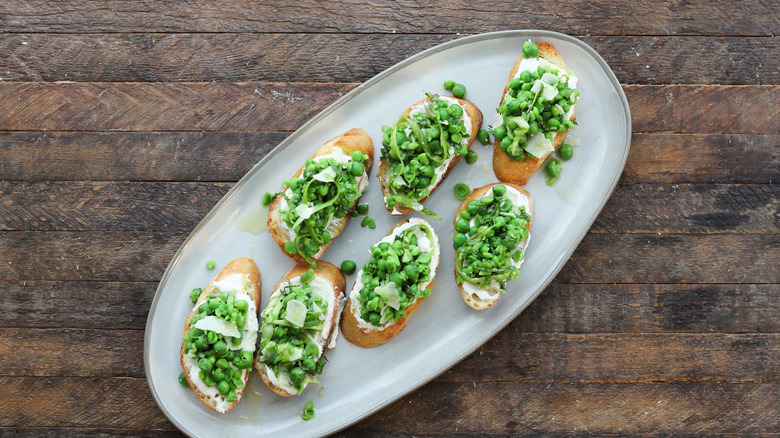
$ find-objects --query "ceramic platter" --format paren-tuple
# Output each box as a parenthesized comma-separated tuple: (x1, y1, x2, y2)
(145, 30, 631, 437)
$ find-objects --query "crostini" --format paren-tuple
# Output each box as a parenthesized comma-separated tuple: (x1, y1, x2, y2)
(492, 40, 580, 185)
(180, 257, 261, 414)
(341, 218, 440, 347)
(379, 94, 483, 219)
(454, 183, 533, 310)
(255, 261, 346, 396)
(268, 128, 374, 266)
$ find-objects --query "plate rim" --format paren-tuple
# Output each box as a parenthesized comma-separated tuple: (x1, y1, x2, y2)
(144, 28, 632, 437)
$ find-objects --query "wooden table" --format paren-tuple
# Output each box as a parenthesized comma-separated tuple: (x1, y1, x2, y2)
(1, 1, 777, 436)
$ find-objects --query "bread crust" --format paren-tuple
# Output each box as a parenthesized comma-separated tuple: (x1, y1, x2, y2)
(379, 95, 483, 215)
(256, 261, 346, 396)
(268, 128, 374, 265)
(454, 183, 533, 310)
(180, 257, 262, 413)
(340, 218, 440, 348)
(493, 42, 575, 185)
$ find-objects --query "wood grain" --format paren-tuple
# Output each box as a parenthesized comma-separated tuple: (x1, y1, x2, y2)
(1, 132, 777, 184)
(0, 84, 777, 133)
(1, 0, 777, 35)
(2, 182, 776, 233)
(2, 378, 776, 434)
(0, 34, 776, 85)
(5, 329, 774, 383)
(1, 232, 777, 283)
(344, 382, 780, 435)
(3, 282, 776, 334)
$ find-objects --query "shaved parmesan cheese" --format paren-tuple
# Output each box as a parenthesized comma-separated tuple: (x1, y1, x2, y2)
(193, 315, 240, 338)
(524, 133, 554, 158)
(567, 74, 578, 90)
(295, 203, 316, 220)
(286, 346, 303, 362)
(492, 112, 504, 129)
(393, 175, 407, 187)
(285, 299, 308, 327)
(564, 135, 581, 147)
(376, 282, 401, 310)
(320, 147, 351, 165)
(530, 80, 542, 94)
(541, 82, 559, 101)
(312, 166, 337, 182)
(541, 72, 559, 84)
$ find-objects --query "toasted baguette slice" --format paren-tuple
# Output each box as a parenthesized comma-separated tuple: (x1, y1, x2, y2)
(379, 95, 483, 216)
(180, 257, 261, 414)
(341, 218, 440, 348)
(493, 42, 576, 185)
(255, 261, 346, 396)
(455, 183, 533, 310)
(268, 128, 374, 266)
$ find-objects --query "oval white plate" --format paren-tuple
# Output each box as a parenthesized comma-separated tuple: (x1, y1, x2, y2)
(145, 30, 631, 437)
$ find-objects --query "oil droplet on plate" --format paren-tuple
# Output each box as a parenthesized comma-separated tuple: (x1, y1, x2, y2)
(235, 202, 269, 235)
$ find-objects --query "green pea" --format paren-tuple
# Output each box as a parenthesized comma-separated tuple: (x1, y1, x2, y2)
(356, 204, 369, 215)
(206, 260, 216, 270)
(449, 104, 464, 119)
(522, 40, 539, 58)
(300, 268, 316, 284)
(349, 161, 365, 176)
(519, 70, 532, 83)
(178, 372, 189, 387)
(452, 83, 466, 98)
(361, 216, 372, 227)
(480, 195, 495, 205)
(341, 260, 357, 275)
(464, 149, 478, 164)
(217, 380, 230, 395)
(492, 184, 507, 197)
(455, 217, 470, 233)
(189, 288, 203, 304)
(443, 80, 455, 91)
(368, 312, 381, 326)
(289, 367, 305, 385)
(235, 300, 249, 312)
(198, 357, 213, 372)
(284, 241, 298, 254)
(453, 233, 467, 249)
(351, 150, 364, 162)
(559, 144, 574, 160)
(477, 129, 489, 144)
(226, 389, 237, 402)
(262, 192, 275, 206)
(509, 78, 522, 90)
(547, 159, 562, 178)
(493, 125, 507, 141)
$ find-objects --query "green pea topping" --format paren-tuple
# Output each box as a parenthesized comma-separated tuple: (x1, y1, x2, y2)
(262, 192, 276, 206)
(380, 93, 472, 220)
(452, 83, 466, 98)
(477, 129, 489, 144)
(356, 204, 369, 215)
(453, 183, 471, 201)
(178, 372, 189, 387)
(522, 40, 540, 59)
(206, 260, 216, 270)
(189, 288, 203, 304)
(546, 159, 563, 185)
(559, 144, 574, 160)
(300, 269, 316, 284)
(276, 143, 370, 267)
(465, 150, 478, 164)
(455, 186, 530, 293)
(302, 400, 315, 421)
(443, 80, 455, 91)
(341, 260, 357, 275)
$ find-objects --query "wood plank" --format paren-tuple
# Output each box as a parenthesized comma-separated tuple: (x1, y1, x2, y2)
(1, 0, 777, 36)
(0, 82, 356, 132)
(0, 428, 179, 438)
(622, 133, 780, 184)
(0, 131, 285, 182)
(520, 284, 780, 334)
(1, 281, 155, 330)
(3, 282, 776, 334)
(0, 34, 776, 85)
(344, 382, 779, 435)
(1, 232, 777, 283)
(4, 328, 774, 382)
(445, 333, 779, 384)
(0, 84, 777, 133)
(559, 233, 780, 284)
(1, 132, 777, 184)
(0, 328, 144, 377)
(590, 183, 780, 234)
(2, 182, 777, 234)
(0, 377, 172, 429)
(2, 377, 776, 434)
